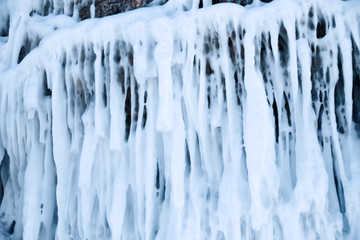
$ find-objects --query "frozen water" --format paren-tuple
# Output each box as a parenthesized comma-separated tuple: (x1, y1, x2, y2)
(0, 0, 360, 239)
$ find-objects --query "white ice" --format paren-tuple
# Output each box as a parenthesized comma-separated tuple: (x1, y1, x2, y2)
(0, 0, 360, 239)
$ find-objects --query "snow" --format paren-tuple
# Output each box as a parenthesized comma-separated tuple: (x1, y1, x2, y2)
(0, 0, 360, 239)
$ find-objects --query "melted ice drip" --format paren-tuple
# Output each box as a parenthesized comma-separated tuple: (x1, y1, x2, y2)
(0, 0, 360, 239)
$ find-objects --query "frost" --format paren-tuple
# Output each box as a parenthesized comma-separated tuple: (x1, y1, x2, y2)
(0, 0, 360, 239)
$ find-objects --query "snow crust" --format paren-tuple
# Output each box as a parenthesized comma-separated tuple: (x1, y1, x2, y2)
(0, 0, 360, 239)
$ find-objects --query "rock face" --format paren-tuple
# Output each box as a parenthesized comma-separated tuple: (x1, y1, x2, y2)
(90, 0, 260, 17)
(87, 0, 256, 18)
(95, 0, 132, 17)
(95, 0, 152, 17)
(79, 0, 157, 19)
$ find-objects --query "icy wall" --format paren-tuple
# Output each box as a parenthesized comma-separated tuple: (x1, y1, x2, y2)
(0, 0, 360, 239)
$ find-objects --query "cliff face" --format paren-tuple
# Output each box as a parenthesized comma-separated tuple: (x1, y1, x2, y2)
(94, 0, 135, 17)
(81, 0, 155, 19)
(0, 0, 360, 239)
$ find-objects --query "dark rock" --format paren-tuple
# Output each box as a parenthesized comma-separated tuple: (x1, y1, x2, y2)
(95, 0, 152, 18)
(79, 1, 92, 20)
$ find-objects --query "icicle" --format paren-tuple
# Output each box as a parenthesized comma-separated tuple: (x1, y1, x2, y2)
(0, 0, 359, 239)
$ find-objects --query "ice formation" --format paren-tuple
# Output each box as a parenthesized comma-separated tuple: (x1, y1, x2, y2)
(0, 0, 360, 239)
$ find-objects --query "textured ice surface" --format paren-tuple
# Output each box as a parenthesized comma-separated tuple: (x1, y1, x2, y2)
(0, 0, 360, 239)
